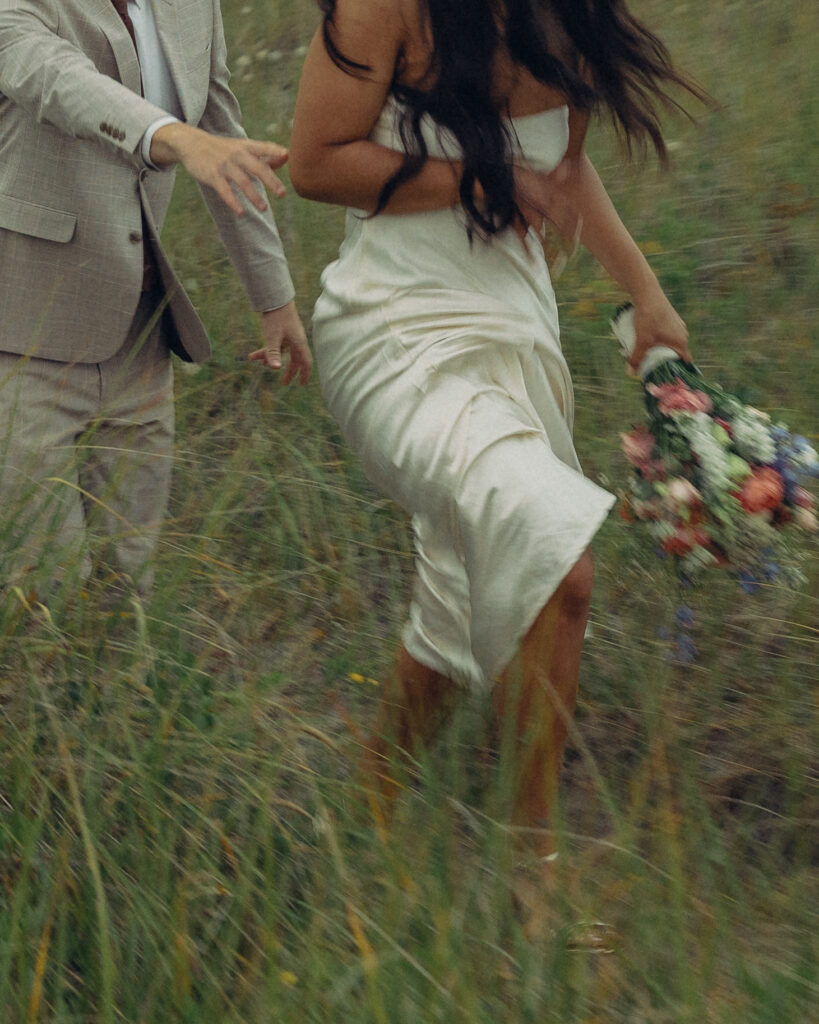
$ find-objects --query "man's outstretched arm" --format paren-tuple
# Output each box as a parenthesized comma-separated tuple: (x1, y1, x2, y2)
(0, 0, 292, 220)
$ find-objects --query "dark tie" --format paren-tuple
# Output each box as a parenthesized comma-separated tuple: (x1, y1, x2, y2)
(110, 0, 139, 53)
(110, 0, 157, 295)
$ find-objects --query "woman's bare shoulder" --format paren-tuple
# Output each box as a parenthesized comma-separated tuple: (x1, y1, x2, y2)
(331, 0, 413, 32)
(390, 0, 434, 87)
(319, 0, 411, 77)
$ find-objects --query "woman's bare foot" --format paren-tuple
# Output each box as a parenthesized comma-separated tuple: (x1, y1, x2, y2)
(511, 850, 559, 941)
(511, 852, 617, 952)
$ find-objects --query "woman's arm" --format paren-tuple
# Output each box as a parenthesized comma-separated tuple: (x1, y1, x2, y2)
(572, 153, 691, 370)
(519, 109, 691, 371)
(289, 0, 465, 213)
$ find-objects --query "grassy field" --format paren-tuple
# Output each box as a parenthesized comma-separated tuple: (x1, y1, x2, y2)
(1, 1, 817, 1021)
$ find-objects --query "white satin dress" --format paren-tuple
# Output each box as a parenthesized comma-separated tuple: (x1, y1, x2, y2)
(313, 100, 615, 693)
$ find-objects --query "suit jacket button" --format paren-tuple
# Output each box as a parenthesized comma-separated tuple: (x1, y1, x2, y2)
(129, 230, 143, 244)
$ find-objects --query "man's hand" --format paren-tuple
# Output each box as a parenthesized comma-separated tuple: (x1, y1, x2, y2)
(249, 302, 312, 385)
(150, 122, 288, 216)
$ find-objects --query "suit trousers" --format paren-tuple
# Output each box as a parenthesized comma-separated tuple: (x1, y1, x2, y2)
(0, 293, 174, 595)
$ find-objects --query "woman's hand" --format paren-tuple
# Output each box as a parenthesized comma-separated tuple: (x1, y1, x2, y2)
(629, 292, 691, 375)
(513, 159, 581, 244)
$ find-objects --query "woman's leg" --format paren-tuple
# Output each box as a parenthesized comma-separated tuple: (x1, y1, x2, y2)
(361, 647, 459, 811)
(494, 548, 594, 860)
(492, 549, 594, 936)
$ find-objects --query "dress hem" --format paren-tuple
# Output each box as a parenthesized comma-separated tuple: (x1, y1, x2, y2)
(402, 488, 616, 697)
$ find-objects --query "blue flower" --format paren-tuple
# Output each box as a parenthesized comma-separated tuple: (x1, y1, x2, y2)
(782, 468, 799, 500)
(675, 633, 698, 665)
(792, 434, 810, 452)
(737, 571, 760, 594)
(674, 605, 695, 629)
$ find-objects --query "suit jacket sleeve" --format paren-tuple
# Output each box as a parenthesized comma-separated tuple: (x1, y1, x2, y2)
(194, 0, 295, 312)
(0, 0, 170, 165)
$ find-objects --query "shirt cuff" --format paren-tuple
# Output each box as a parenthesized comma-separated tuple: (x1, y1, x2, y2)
(141, 116, 181, 169)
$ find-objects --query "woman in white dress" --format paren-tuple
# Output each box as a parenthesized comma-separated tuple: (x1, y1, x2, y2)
(290, 0, 699, 895)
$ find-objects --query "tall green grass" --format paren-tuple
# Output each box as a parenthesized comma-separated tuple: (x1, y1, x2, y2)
(1, 1, 817, 1020)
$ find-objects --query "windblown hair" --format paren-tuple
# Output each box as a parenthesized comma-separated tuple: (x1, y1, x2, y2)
(319, 0, 706, 236)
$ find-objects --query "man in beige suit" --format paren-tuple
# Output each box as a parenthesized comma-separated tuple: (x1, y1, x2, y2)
(0, 0, 311, 594)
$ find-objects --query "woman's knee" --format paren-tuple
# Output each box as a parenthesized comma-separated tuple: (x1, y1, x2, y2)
(557, 549, 594, 617)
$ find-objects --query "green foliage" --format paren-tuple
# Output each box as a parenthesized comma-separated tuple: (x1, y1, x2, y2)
(1, 1, 817, 1021)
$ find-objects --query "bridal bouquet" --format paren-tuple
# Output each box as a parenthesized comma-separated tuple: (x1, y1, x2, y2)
(613, 304, 818, 590)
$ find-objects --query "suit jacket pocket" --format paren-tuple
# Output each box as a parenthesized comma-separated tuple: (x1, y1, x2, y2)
(0, 194, 77, 243)
(185, 41, 212, 71)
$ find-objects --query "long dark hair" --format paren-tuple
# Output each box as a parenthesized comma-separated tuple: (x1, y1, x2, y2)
(319, 0, 706, 236)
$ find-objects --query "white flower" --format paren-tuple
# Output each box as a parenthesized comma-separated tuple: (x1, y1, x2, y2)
(680, 412, 733, 496)
(793, 444, 818, 469)
(794, 506, 818, 532)
(667, 477, 701, 506)
(732, 411, 777, 464)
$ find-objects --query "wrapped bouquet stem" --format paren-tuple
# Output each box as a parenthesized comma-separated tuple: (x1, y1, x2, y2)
(612, 303, 818, 590)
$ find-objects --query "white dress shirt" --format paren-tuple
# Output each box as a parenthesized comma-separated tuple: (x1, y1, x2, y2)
(127, 0, 183, 166)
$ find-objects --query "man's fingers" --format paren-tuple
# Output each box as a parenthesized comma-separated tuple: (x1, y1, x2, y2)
(282, 354, 311, 387)
(215, 179, 245, 216)
(227, 164, 268, 212)
(287, 346, 312, 386)
(237, 152, 286, 199)
(247, 141, 289, 169)
(248, 346, 281, 367)
(224, 153, 287, 208)
(186, 136, 291, 213)
(266, 172, 286, 199)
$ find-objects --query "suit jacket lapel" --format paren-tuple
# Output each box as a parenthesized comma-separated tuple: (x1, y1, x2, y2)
(150, 0, 197, 123)
(89, 0, 143, 95)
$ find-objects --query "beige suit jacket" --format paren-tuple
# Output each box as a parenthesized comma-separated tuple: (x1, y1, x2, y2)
(0, 0, 295, 363)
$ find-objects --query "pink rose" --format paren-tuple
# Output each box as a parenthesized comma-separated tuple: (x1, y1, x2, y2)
(640, 460, 667, 482)
(735, 466, 785, 513)
(620, 427, 655, 464)
(646, 382, 714, 416)
(791, 486, 815, 509)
